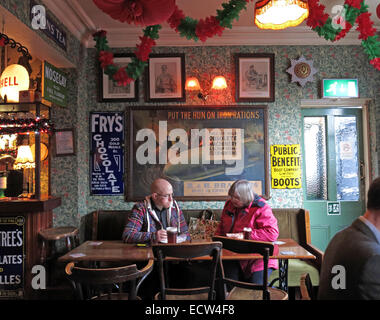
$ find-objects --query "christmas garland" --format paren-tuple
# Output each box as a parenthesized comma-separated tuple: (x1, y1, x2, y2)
(307, 0, 380, 70)
(0, 117, 54, 135)
(93, 0, 251, 85)
(94, 0, 380, 85)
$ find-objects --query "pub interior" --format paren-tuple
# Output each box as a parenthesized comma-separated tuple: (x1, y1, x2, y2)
(0, 0, 379, 303)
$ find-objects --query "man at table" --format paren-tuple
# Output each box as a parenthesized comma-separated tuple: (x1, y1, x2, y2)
(122, 178, 190, 243)
(318, 177, 380, 300)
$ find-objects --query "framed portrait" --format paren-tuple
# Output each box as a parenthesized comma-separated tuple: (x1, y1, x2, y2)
(145, 54, 185, 102)
(235, 53, 275, 102)
(126, 105, 269, 201)
(99, 53, 138, 102)
(54, 128, 75, 156)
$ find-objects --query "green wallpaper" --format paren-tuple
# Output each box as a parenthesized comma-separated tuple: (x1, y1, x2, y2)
(1, 1, 379, 229)
(51, 44, 379, 228)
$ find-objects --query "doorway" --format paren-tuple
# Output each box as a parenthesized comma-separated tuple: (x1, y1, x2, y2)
(301, 107, 366, 251)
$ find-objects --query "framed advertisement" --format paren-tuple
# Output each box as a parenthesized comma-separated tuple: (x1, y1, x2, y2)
(127, 105, 269, 201)
(99, 54, 138, 102)
(145, 54, 185, 102)
(54, 128, 75, 156)
(235, 53, 275, 102)
(90, 112, 124, 195)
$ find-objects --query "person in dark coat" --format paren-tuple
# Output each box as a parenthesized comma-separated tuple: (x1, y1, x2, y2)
(318, 177, 380, 300)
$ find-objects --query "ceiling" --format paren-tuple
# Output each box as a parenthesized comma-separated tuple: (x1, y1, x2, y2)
(41, 0, 380, 48)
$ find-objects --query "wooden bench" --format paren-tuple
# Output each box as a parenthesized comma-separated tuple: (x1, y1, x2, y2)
(81, 208, 323, 290)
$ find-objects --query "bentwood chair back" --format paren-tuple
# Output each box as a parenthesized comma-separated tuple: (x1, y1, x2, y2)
(65, 259, 154, 300)
(152, 242, 222, 300)
(212, 236, 288, 300)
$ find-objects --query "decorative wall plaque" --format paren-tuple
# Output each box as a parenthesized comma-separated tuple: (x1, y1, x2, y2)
(286, 55, 318, 87)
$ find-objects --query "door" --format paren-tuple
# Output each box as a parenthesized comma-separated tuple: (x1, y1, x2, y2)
(301, 108, 365, 251)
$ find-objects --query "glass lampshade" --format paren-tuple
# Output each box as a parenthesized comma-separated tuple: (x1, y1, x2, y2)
(185, 77, 201, 91)
(13, 145, 36, 169)
(211, 76, 227, 90)
(254, 0, 309, 30)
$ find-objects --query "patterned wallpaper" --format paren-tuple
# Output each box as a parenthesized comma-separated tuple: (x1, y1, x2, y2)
(50, 44, 380, 229)
(1, 1, 379, 230)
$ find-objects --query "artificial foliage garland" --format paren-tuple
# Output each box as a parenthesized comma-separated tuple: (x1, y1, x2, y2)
(93, 0, 380, 86)
(307, 0, 380, 70)
(93, 0, 251, 84)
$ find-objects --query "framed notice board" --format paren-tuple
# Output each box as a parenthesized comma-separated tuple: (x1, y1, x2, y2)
(0, 216, 25, 298)
(90, 112, 124, 195)
(127, 105, 269, 201)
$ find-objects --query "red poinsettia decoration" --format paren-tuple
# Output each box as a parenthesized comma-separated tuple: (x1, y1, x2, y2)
(356, 12, 377, 40)
(345, 0, 362, 9)
(98, 50, 114, 68)
(370, 57, 380, 70)
(93, 0, 176, 26)
(196, 16, 225, 42)
(135, 36, 156, 61)
(307, 0, 329, 29)
(113, 67, 132, 86)
(167, 5, 185, 31)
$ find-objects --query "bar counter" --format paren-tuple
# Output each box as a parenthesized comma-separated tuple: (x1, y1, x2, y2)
(0, 196, 61, 299)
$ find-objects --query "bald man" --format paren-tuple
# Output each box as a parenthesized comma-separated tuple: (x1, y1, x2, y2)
(122, 178, 190, 243)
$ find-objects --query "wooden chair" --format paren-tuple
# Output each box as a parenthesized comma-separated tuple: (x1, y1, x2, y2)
(212, 236, 288, 300)
(300, 273, 314, 300)
(65, 259, 154, 300)
(152, 242, 222, 300)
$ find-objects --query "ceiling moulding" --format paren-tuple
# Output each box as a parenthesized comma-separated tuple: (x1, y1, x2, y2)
(86, 26, 364, 48)
(41, 0, 95, 47)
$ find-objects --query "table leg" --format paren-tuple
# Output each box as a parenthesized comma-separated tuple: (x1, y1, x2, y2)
(268, 259, 289, 292)
(278, 259, 288, 292)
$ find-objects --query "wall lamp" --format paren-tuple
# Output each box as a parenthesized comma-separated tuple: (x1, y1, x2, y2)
(185, 76, 227, 101)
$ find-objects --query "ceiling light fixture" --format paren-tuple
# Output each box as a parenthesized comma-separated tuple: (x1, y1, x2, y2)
(254, 0, 309, 30)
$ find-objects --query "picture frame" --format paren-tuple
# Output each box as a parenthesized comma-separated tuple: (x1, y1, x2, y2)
(99, 53, 138, 102)
(145, 54, 185, 102)
(127, 105, 269, 201)
(54, 128, 75, 156)
(235, 53, 275, 102)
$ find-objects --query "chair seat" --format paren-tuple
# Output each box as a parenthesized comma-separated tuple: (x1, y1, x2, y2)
(92, 293, 142, 300)
(154, 292, 209, 300)
(39, 226, 79, 241)
(268, 259, 320, 287)
(227, 287, 288, 300)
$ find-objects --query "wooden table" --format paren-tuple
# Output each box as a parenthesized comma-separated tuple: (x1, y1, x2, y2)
(58, 238, 315, 293)
(59, 238, 314, 262)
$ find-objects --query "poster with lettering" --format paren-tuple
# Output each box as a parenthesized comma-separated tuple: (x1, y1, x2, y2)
(270, 144, 302, 189)
(90, 112, 124, 195)
(128, 106, 268, 201)
(0, 216, 25, 298)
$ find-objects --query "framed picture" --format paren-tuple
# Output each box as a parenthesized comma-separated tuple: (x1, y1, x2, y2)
(99, 53, 138, 102)
(145, 54, 185, 102)
(127, 105, 269, 201)
(235, 53, 275, 102)
(54, 128, 75, 156)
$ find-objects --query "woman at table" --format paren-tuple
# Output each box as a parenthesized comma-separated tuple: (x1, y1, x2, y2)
(215, 179, 279, 285)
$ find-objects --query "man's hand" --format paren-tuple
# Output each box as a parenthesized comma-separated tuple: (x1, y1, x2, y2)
(156, 229, 167, 243)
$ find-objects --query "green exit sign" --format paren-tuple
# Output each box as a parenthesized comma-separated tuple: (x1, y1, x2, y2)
(322, 79, 359, 98)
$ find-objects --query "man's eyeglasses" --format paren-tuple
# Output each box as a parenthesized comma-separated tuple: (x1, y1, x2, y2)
(156, 193, 174, 199)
